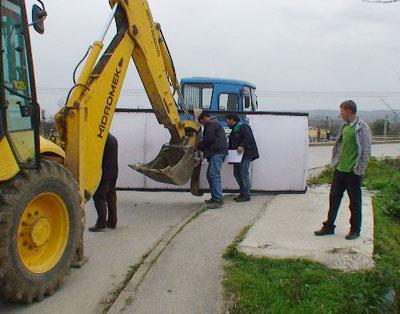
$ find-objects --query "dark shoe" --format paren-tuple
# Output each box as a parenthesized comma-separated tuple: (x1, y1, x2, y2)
(206, 201, 223, 209)
(345, 231, 360, 240)
(107, 222, 117, 230)
(233, 194, 244, 201)
(205, 198, 217, 204)
(235, 196, 251, 202)
(89, 225, 106, 232)
(314, 226, 335, 236)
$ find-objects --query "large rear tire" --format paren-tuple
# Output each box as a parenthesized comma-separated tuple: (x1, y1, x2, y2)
(0, 160, 83, 302)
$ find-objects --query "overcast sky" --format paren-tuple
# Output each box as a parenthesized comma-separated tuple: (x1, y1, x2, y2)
(26, 0, 400, 114)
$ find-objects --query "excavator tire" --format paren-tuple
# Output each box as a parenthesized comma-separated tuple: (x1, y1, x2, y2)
(0, 160, 83, 302)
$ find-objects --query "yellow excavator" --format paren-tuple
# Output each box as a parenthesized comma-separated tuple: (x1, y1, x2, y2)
(0, 0, 201, 302)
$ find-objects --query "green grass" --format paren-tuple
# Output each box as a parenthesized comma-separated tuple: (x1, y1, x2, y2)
(223, 158, 400, 313)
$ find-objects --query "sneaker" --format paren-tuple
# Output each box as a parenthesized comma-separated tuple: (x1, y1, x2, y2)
(345, 231, 360, 240)
(206, 201, 223, 209)
(235, 196, 251, 202)
(205, 198, 217, 204)
(314, 226, 335, 236)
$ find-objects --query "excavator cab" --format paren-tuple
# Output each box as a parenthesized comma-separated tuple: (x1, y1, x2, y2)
(1, 0, 40, 172)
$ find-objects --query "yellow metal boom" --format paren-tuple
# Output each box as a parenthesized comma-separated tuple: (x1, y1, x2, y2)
(55, 1, 201, 200)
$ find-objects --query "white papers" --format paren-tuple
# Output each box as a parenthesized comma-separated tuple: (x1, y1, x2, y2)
(227, 150, 243, 163)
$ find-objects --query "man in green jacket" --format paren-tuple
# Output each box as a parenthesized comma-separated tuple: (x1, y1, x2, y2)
(315, 100, 372, 240)
(226, 114, 259, 202)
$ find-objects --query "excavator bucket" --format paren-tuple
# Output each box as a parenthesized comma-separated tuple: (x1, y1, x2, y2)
(129, 143, 203, 194)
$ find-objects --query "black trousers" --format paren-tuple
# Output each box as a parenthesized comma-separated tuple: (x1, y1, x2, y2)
(325, 170, 362, 233)
(93, 179, 117, 228)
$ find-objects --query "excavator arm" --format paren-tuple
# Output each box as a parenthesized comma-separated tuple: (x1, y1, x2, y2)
(55, 0, 201, 200)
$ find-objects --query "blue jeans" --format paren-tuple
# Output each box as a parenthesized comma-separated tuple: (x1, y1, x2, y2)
(234, 158, 251, 198)
(206, 154, 225, 201)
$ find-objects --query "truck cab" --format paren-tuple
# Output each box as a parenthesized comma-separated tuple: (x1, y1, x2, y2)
(179, 77, 258, 113)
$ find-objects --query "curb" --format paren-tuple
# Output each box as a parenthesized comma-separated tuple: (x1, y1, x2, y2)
(107, 204, 206, 313)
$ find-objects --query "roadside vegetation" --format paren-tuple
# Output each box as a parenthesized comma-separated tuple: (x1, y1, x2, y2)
(223, 157, 400, 313)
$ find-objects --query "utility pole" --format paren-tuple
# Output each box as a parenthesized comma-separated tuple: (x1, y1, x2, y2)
(384, 115, 389, 138)
(41, 109, 46, 136)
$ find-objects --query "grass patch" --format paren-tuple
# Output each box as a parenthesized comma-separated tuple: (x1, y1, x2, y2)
(307, 165, 334, 186)
(224, 158, 400, 313)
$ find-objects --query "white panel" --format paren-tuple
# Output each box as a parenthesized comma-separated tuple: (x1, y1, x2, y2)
(111, 112, 308, 192)
(249, 115, 309, 191)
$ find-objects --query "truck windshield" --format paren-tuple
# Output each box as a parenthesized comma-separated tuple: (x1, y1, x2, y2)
(182, 83, 213, 110)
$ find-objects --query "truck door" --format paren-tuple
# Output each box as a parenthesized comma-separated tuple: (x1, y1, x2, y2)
(0, 89, 4, 139)
(251, 88, 258, 111)
(1, 0, 39, 168)
(242, 86, 252, 112)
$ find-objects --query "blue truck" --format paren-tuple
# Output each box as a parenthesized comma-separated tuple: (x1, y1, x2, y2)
(179, 77, 258, 113)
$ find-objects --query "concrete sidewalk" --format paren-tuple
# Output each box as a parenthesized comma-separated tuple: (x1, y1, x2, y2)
(239, 186, 375, 271)
(109, 195, 273, 314)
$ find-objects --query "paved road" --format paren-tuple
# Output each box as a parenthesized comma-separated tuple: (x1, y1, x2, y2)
(0, 192, 205, 314)
(308, 142, 400, 177)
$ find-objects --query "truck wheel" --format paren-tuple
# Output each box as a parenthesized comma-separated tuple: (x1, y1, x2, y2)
(0, 160, 83, 302)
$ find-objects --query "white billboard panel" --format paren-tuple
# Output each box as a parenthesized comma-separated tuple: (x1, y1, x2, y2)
(111, 111, 308, 193)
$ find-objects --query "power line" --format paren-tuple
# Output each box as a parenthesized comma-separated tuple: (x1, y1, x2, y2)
(379, 98, 400, 120)
(37, 86, 400, 98)
(36, 87, 146, 95)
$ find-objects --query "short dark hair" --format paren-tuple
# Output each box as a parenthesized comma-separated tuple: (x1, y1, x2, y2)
(225, 114, 240, 123)
(198, 111, 211, 122)
(340, 100, 357, 113)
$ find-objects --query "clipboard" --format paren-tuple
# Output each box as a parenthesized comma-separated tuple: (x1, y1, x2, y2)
(227, 150, 243, 164)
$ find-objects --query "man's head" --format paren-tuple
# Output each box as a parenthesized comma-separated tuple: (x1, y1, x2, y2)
(225, 114, 240, 129)
(340, 100, 357, 122)
(198, 111, 212, 125)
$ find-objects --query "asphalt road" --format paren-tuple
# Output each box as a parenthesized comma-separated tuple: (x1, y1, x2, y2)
(308, 142, 400, 177)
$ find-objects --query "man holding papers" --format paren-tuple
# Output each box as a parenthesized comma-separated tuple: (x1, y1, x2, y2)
(226, 114, 259, 202)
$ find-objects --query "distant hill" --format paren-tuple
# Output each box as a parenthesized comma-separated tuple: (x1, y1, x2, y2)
(307, 109, 400, 123)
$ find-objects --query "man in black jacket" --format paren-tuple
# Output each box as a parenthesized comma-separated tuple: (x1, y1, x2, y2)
(197, 112, 228, 208)
(89, 133, 119, 232)
(226, 114, 259, 202)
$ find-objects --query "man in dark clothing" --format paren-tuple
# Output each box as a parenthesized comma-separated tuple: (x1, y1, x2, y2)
(197, 112, 228, 209)
(89, 133, 119, 232)
(226, 114, 259, 202)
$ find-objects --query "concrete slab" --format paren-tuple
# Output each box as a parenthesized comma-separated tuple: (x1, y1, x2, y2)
(239, 186, 375, 271)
